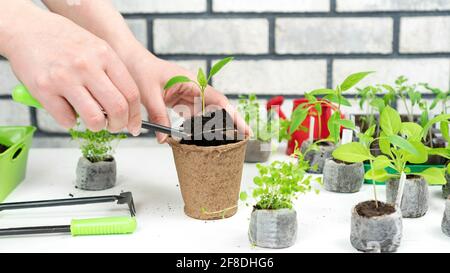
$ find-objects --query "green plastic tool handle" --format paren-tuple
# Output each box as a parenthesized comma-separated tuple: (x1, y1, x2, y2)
(70, 216, 137, 236)
(12, 84, 43, 109)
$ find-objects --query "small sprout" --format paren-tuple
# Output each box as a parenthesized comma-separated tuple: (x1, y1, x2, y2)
(164, 57, 233, 115)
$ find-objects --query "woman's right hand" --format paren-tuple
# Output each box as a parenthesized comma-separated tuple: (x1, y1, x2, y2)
(1, 3, 142, 135)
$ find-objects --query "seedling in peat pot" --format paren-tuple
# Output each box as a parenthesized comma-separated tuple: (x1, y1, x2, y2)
(333, 106, 446, 218)
(238, 93, 278, 162)
(240, 145, 321, 249)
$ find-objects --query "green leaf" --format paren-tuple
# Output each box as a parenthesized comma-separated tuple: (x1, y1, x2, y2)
(340, 71, 374, 92)
(427, 147, 450, 160)
(380, 105, 401, 135)
(441, 121, 450, 143)
(332, 142, 374, 163)
(209, 57, 233, 80)
(416, 167, 446, 185)
(370, 97, 386, 112)
(372, 155, 391, 170)
(421, 114, 450, 139)
(323, 94, 352, 107)
(308, 88, 335, 96)
(327, 111, 341, 144)
(400, 122, 423, 141)
(403, 141, 427, 164)
(379, 131, 392, 156)
(239, 192, 248, 201)
(334, 118, 356, 130)
(386, 135, 419, 156)
(364, 168, 391, 182)
(289, 106, 308, 135)
(164, 75, 191, 90)
(197, 68, 207, 88)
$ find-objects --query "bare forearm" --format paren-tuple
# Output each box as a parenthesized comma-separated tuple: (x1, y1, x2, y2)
(42, 0, 142, 59)
(0, 0, 45, 57)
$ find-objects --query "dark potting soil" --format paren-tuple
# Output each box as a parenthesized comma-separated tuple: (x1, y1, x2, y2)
(356, 200, 396, 218)
(0, 143, 9, 154)
(317, 141, 333, 147)
(180, 109, 244, 147)
(406, 174, 421, 179)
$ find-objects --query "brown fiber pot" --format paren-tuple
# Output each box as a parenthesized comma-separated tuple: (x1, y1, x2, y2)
(168, 136, 249, 220)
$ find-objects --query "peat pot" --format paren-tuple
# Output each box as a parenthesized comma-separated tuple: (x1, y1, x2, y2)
(443, 172, 450, 199)
(300, 140, 335, 174)
(351, 201, 402, 253)
(76, 157, 116, 191)
(244, 139, 271, 163)
(442, 197, 450, 236)
(249, 208, 297, 249)
(386, 175, 429, 218)
(168, 137, 248, 220)
(323, 158, 364, 193)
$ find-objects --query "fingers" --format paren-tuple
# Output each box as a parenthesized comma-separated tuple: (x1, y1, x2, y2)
(64, 87, 107, 132)
(105, 54, 142, 136)
(86, 73, 129, 133)
(142, 85, 171, 143)
(38, 94, 77, 130)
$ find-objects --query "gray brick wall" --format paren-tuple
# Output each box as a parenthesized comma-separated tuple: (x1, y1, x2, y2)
(0, 0, 449, 146)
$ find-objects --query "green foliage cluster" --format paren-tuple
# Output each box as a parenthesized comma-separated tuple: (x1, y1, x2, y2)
(238, 93, 277, 141)
(70, 129, 126, 163)
(240, 147, 321, 210)
(333, 105, 446, 185)
(164, 57, 233, 115)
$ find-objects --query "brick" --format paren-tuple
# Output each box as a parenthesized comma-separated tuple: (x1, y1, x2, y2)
(213, 0, 329, 13)
(337, 0, 450, 12)
(276, 18, 393, 54)
(212, 60, 327, 95)
(126, 19, 148, 48)
(333, 59, 450, 94)
(0, 100, 30, 126)
(111, 0, 206, 13)
(400, 17, 450, 53)
(0, 61, 19, 95)
(153, 19, 269, 54)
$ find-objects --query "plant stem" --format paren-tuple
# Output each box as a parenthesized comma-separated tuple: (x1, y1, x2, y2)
(401, 95, 413, 122)
(368, 159, 378, 208)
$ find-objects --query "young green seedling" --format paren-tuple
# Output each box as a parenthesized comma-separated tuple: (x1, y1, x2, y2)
(70, 128, 126, 163)
(333, 105, 446, 207)
(355, 84, 387, 133)
(164, 57, 233, 115)
(238, 93, 278, 142)
(288, 71, 374, 146)
(422, 84, 450, 115)
(240, 144, 321, 209)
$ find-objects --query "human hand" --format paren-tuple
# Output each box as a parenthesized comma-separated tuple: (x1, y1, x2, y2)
(124, 49, 250, 143)
(2, 7, 142, 135)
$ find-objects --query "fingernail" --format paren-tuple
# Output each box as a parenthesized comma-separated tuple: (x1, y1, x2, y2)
(157, 134, 168, 144)
(131, 127, 141, 137)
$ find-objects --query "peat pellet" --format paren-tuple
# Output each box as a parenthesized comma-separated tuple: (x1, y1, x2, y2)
(75, 157, 116, 191)
(386, 176, 429, 218)
(442, 197, 450, 236)
(249, 208, 297, 249)
(322, 159, 364, 193)
(244, 139, 271, 163)
(351, 201, 402, 253)
(300, 140, 335, 174)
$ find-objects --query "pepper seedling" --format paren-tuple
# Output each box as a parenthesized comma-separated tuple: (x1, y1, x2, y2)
(240, 144, 321, 209)
(332, 105, 446, 206)
(355, 84, 387, 134)
(70, 127, 126, 163)
(164, 57, 233, 115)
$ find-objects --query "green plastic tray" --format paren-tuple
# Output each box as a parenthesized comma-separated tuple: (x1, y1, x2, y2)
(363, 163, 445, 185)
(0, 126, 36, 202)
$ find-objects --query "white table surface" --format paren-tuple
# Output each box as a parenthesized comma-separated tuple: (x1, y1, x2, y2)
(1, 143, 449, 253)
